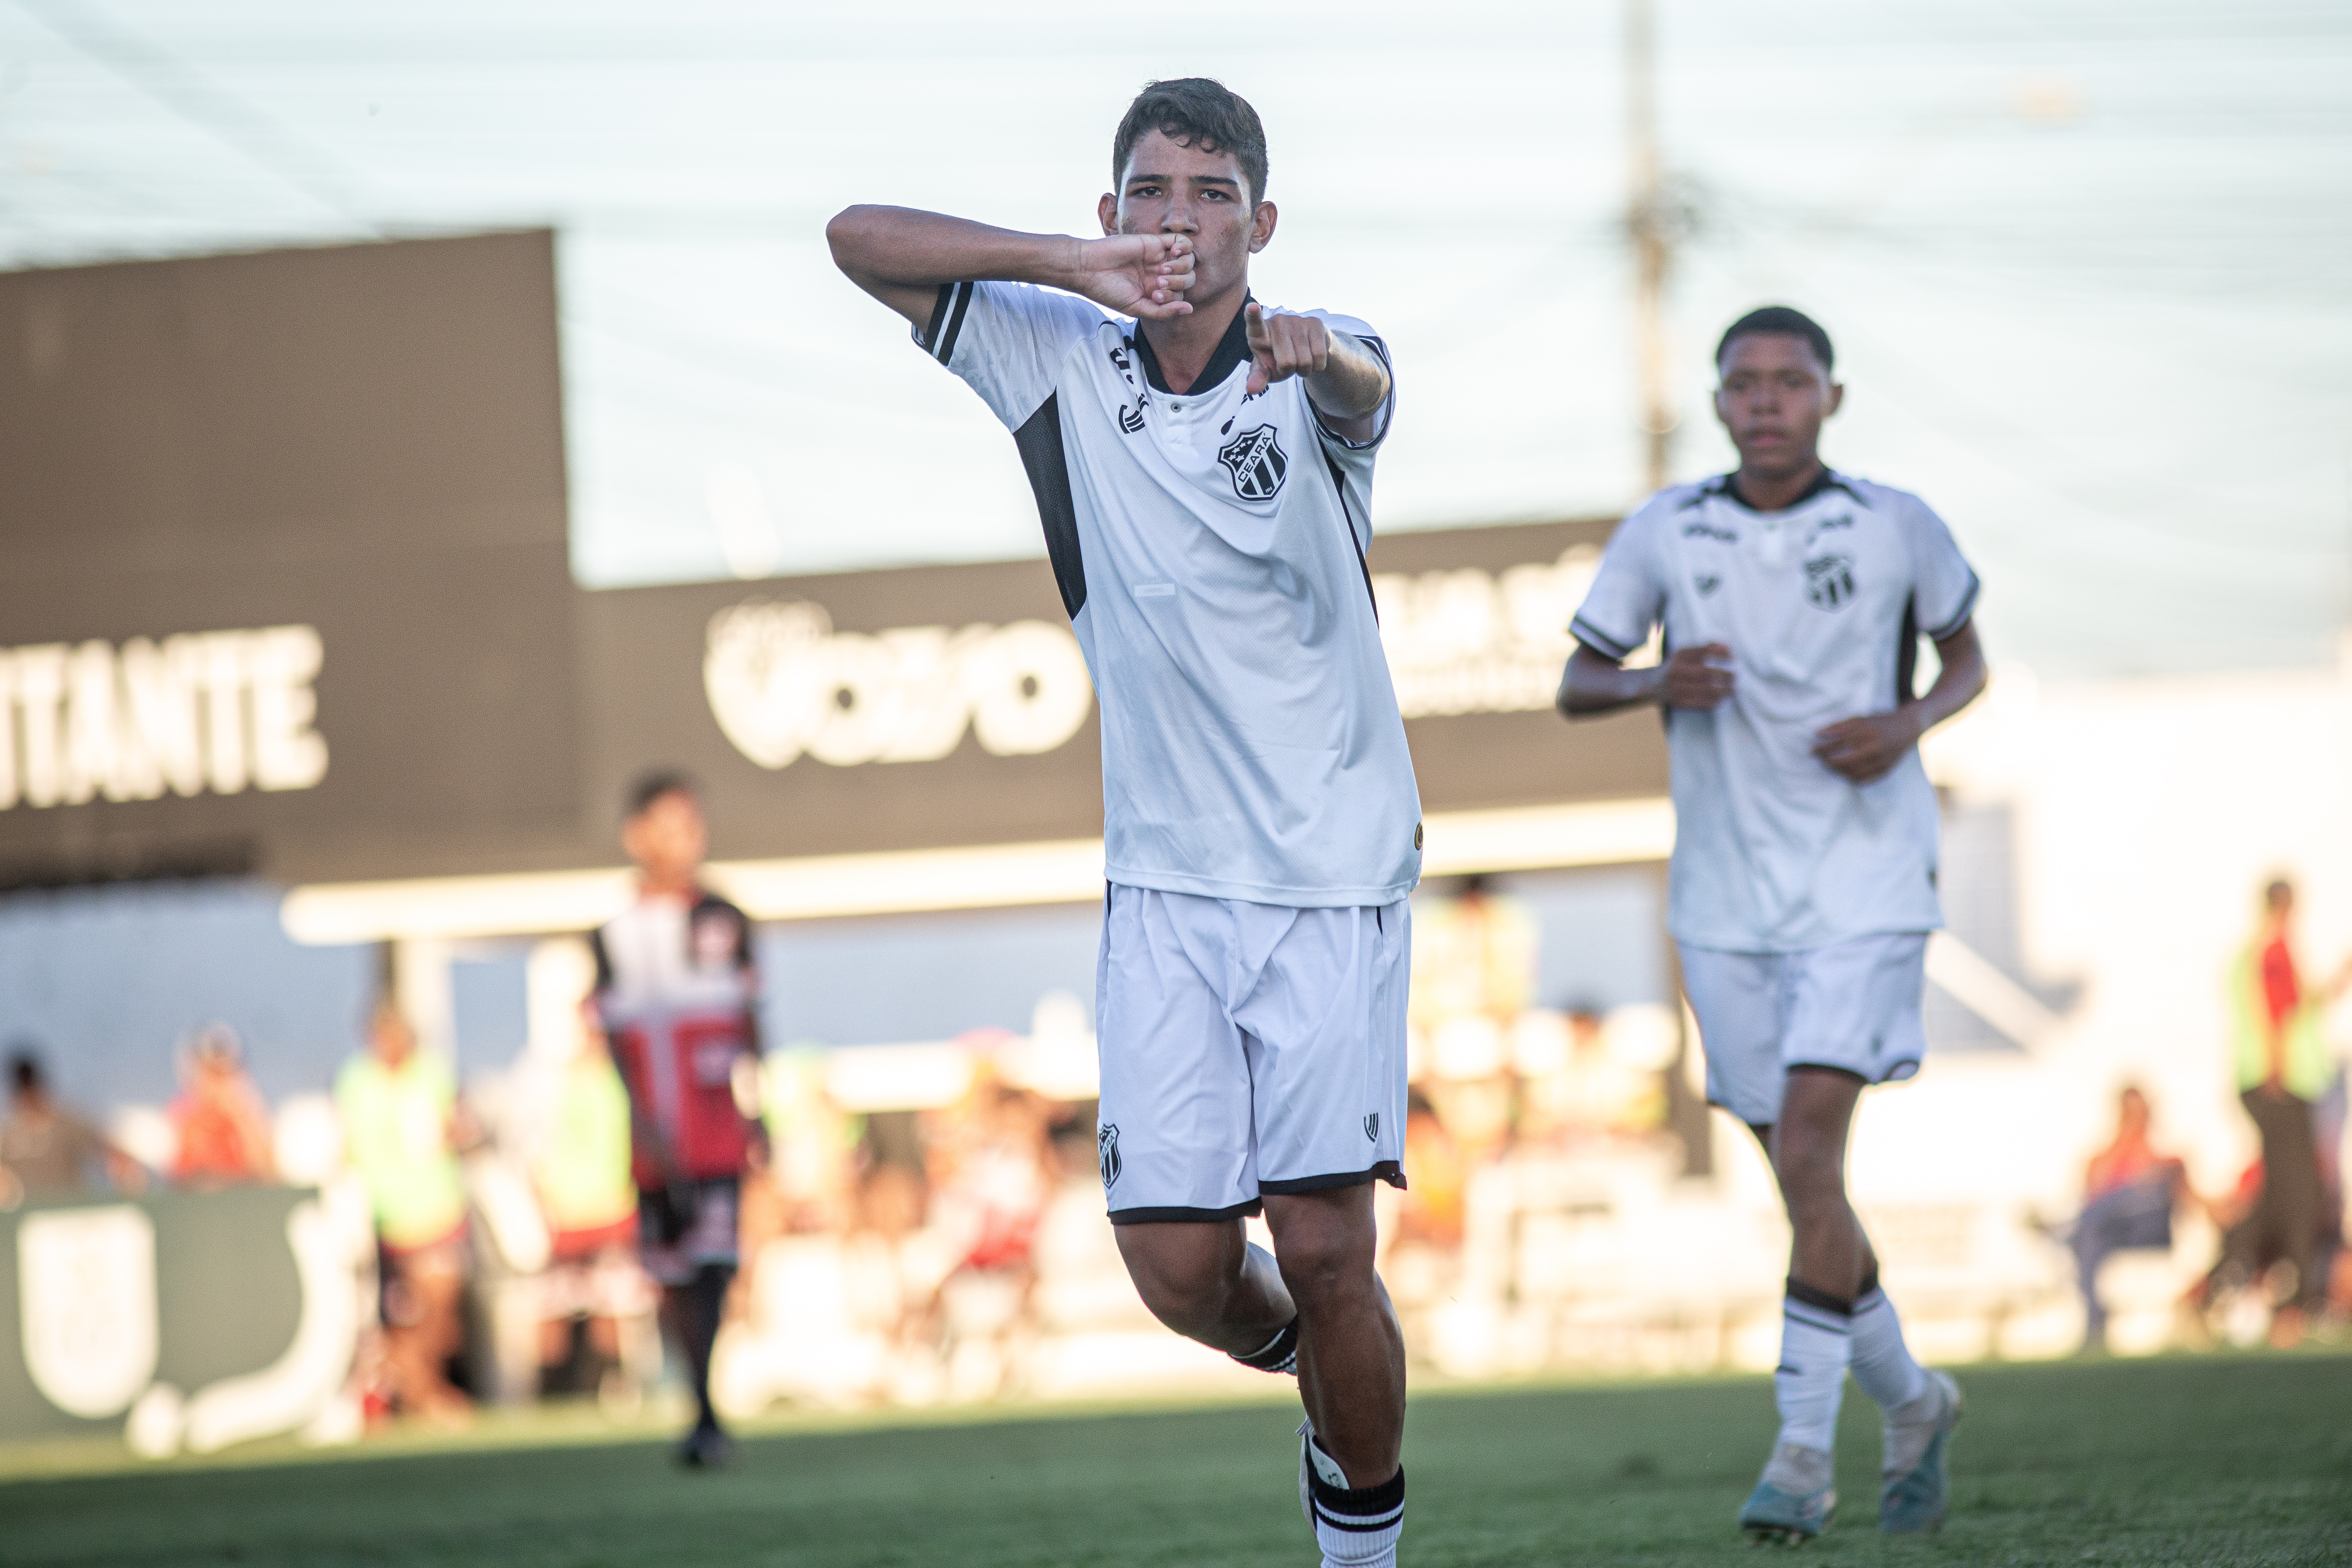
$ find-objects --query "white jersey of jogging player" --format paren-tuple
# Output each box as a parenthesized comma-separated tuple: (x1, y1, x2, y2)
(1571, 470, 1981, 953)
(915, 280, 1423, 908)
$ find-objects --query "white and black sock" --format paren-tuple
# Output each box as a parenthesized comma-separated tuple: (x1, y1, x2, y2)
(1849, 1270, 1929, 1412)
(1773, 1278, 1853, 1459)
(1232, 1316, 1300, 1376)
(1304, 1429, 1404, 1568)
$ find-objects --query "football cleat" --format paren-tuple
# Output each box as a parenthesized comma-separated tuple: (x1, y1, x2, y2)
(1879, 1370, 1962, 1534)
(1297, 1417, 1349, 1532)
(1738, 1443, 1835, 1546)
(676, 1421, 734, 1471)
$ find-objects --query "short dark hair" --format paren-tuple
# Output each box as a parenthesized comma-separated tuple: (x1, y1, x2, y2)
(625, 769, 700, 821)
(1112, 79, 1269, 206)
(8, 1049, 42, 1093)
(1717, 306, 1834, 375)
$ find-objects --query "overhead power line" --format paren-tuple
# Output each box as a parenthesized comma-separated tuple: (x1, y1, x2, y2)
(12, 0, 379, 232)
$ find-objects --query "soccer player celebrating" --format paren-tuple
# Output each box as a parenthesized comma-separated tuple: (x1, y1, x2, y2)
(591, 772, 765, 1468)
(1558, 307, 1985, 1543)
(830, 79, 1418, 1568)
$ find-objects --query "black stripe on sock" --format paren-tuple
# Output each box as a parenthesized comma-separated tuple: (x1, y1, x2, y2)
(1310, 1463, 1406, 1518)
(1232, 1316, 1299, 1372)
(1786, 1276, 1855, 1316)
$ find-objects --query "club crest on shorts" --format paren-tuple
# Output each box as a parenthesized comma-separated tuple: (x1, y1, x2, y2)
(1363, 1112, 1380, 1143)
(1217, 425, 1287, 501)
(1097, 1123, 1122, 1190)
(1805, 553, 1856, 611)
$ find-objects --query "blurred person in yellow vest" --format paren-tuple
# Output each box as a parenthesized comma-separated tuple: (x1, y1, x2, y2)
(335, 999, 477, 1425)
(528, 1021, 649, 1397)
(1, 1045, 146, 1203)
(2228, 876, 2352, 1345)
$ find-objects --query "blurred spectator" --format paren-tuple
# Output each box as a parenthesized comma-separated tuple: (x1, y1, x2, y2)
(335, 999, 475, 1426)
(918, 1071, 1057, 1392)
(168, 1025, 278, 1190)
(1519, 1007, 1668, 1144)
(0, 1046, 145, 1202)
(1411, 875, 1538, 1029)
(528, 1025, 647, 1398)
(2227, 877, 2350, 1345)
(2063, 1085, 2192, 1353)
(1396, 1090, 1467, 1250)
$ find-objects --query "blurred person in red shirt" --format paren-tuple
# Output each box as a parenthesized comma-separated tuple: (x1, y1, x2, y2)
(2064, 1085, 2191, 1353)
(169, 1025, 278, 1190)
(591, 772, 767, 1468)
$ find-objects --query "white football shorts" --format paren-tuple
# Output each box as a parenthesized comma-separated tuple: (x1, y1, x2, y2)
(1677, 931, 1930, 1128)
(1094, 882, 1410, 1223)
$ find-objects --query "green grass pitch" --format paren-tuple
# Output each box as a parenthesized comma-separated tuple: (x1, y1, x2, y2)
(4, 1352, 2347, 1566)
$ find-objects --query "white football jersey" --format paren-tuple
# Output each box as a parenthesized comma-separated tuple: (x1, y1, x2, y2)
(917, 282, 1423, 907)
(1571, 471, 1981, 952)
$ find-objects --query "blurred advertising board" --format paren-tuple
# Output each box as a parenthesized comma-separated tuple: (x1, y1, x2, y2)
(1, 232, 1662, 896)
(581, 519, 1668, 865)
(0, 232, 584, 890)
(0, 1189, 353, 1450)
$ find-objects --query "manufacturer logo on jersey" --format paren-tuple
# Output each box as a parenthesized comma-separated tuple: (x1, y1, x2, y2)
(1695, 574, 1721, 597)
(1805, 553, 1857, 611)
(1218, 425, 1288, 501)
(1683, 522, 1739, 542)
(1118, 403, 1144, 435)
(690, 909, 738, 972)
(1098, 1124, 1122, 1190)
(1363, 1112, 1381, 1143)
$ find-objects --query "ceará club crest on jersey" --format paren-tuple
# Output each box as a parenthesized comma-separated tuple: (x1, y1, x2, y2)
(1218, 424, 1288, 501)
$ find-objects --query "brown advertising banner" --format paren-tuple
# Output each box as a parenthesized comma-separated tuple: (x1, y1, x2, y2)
(0, 231, 584, 889)
(1, 232, 1661, 892)
(588, 520, 1669, 866)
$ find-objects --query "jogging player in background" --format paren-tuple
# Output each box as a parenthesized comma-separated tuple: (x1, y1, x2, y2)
(591, 772, 764, 1468)
(1558, 307, 1985, 1543)
(830, 78, 1417, 1568)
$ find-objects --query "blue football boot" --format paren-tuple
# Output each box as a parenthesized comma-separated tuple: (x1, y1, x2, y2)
(1879, 1370, 1962, 1534)
(1738, 1443, 1835, 1545)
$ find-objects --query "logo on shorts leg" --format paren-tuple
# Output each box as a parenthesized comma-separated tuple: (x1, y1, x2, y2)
(1363, 1112, 1380, 1143)
(1097, 1124, 1122, 1190)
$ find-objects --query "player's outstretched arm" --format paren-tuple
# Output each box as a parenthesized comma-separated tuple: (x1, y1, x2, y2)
(1243, 302, 1391, 444)
(826, 205, 1196, 331)
(1811, 618, 1988, 783)
(1557, 642, 1734, 719)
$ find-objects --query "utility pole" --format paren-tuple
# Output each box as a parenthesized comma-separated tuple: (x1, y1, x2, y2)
(1627, 0, 1675, 493)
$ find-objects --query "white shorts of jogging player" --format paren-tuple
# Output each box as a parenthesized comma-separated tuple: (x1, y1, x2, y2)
(1095, 884, 1409, 1223)
(1678, 932, 1930, 1128)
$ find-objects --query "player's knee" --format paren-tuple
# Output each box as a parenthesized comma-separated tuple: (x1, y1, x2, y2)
(1116, 1233, 1236, 1335)
(1269, 1212, 1375, 1310)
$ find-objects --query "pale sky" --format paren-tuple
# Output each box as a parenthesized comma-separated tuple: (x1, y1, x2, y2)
(3, 0, 2347, 675)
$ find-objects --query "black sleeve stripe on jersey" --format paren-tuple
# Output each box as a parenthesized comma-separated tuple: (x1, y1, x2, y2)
(1893, 594, 1921, 710)
(923, 283, 955, 355)
(1013, 392, 1087, 619)
(1922, 569, 1981, 642)
(1311, 333, 1393, 452)
(1569, 615, 1637, 661)
(1318, 446, 1379, 623)
(935, 280, 976, 365)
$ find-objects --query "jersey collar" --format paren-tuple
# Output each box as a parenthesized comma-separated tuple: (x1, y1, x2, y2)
(1130, 293, 1256, 396)
(1688, 467, 1861, 514)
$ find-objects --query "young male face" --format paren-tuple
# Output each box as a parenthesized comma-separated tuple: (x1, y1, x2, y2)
(1713, 331, 1843, 480)
(623, 789, 709, 888)
(1098, 128, 1274, 306)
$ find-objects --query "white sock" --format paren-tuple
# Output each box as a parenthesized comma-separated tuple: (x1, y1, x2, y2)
(1304, 1429, 1403, 1568)
(1773, 1282, 1853, 1455)
(1849, 1282, 1929, 1411)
